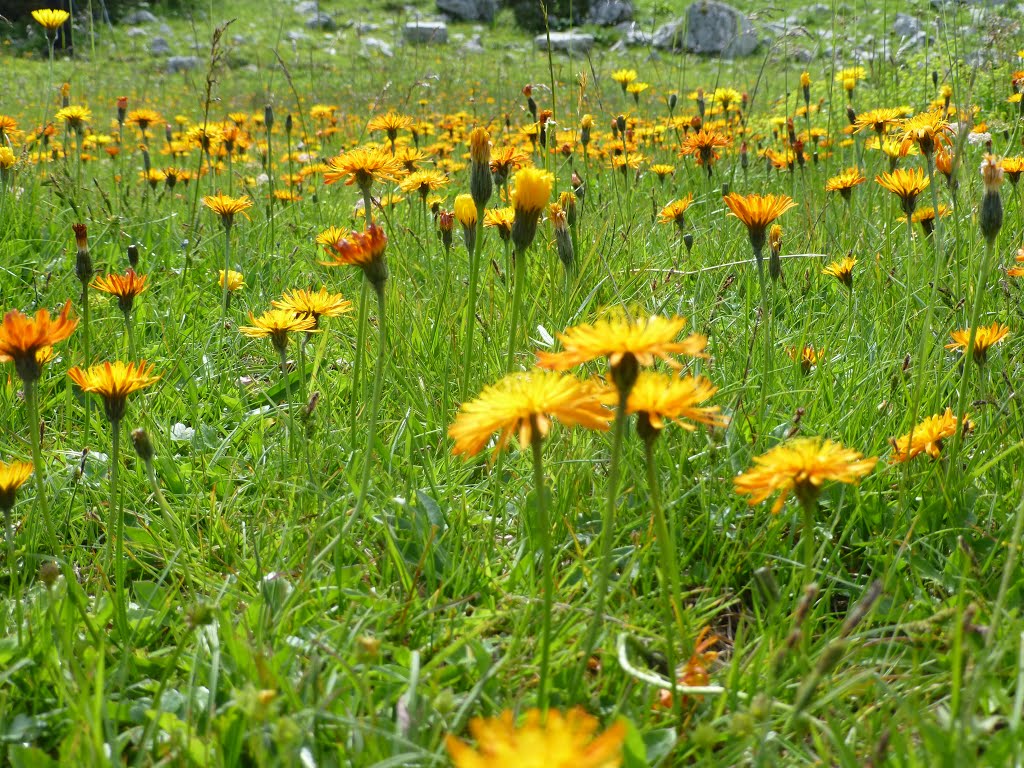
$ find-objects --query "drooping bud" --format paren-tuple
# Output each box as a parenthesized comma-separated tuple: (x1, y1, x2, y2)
(979, 154, 1004, 245)
(454, 193, 477, 255)
(128, 243, 140, 268)
(131, 427, 155, 462)
(117, 96, 128, 126)
(469, 127, 493, 208)
(549, 203, 574, 271)
(768, 225, 783, 282)
(264, 105, 275, 131)
(73, 223, 93, 284)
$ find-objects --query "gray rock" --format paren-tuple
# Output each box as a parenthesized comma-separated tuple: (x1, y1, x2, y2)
(685, 1, 758, 57)
(437, 0, 498, 22)
(356, 22, 379, 33)
(125, 27, 147, 39)
(652, 18, 686, 50)
(896, 30, 929, 56)
(587, 0, 633, 25)
(166, 56, 200, 72)
(404, 21, 449, 43)
(148, 36, 171, 55)
(461, 33, 485, 52)
(286, 29, 309, 41)
(306, 12, 336, 30)
(362, 36, 394, 56)
(124, 10, 158, 24)
(295, 0, 319, 13)
(802, 3, 831, 19)
(618, 21, 652, 46)
(791, 46, 815, 62)
(534, 30, 595, 54)
(893, 13, 921, 37)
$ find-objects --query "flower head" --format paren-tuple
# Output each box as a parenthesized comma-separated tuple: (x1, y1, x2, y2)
(946, 322, 1010, 364)
(68, 360, 160, 422)
(825, 168, 866, 200)
(852, 107, 906, 135)
(324, 147, 405, 190)
(272, 287, 352, 327)
(511, 167, 554, 215)
(822, 256, 856, 289)
(0, 460, 33, 512)
(890, 408, 971, 462)
(899, 110, 953, 156)
(454, 194, 478, 228)
(537, 313, 707, 395)
(449, 371, 612, 458)
(618, 371, 726, 439)
(398, 169, 449, 199)
(32, 9, 70, 33)
(219, 270, 245, 292)
(722, 193, 797, 257)
(658, 195, 694, 230)
(203, 193, 253, 228)
(239, 309, 318, 355)
(734, 437, 877, 513)
(679, 128, 730, 172)
(322, 224, 389, 286)
(55, 106, 91, 131)
(0, 301, 77, 384)
(787, 344, 823, 374)
(484, 207, 515, 241)
(446, 707, 625, 768)
(876, 168, 929, 217)
(92, 269, 148, 315)
(367, 112, 413, 143)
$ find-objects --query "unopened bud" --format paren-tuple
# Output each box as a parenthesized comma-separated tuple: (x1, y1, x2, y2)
(131, 428, 155, 462)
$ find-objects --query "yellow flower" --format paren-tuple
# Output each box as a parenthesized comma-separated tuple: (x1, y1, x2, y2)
(398, 169, 449, 199)
(822, 256, 856, 289)
(658, 195, 694, 228)
(92, 269, 148, 314)
(454, 194, 478, 227)
(323, 147, 405, 190)
(734, 437, 877, 513)
(946, 322, 1010, 364)
(219, 270, 245, 292)
(446, 708, 625, 768)
(1000, 156, 1024, 185)
(786, 344, 824, 374)
(0, 301, 78, 384)
(890, 408, 970, 463)
(203, 193, 253, 228)
(272, 287, 352, 325)
(315, 226, 347, 249)
(852, 107, 906, 135)
(32, 8, 70, 33)
(366, 112, 413, 142)
(611, 69, 638, 90)
(825, 168, 866, 198)
(649, 163, 675, 181)
(722, 193, 797, 255)
(0, 146, 16, 171)
(0, 460, 34, 511)
(448, 370, 612, 458)
(468, 126, 491, 165)
(321, 224, 390, 286)
(536, 313, 707, 379)
(899, 110, 953, 155)
(239, 309, 318, 354)
(484, 207, 515, 241)
(55, 106, 91, 130)
(678, 128, 730, 170)
(617, 371, 726, 433)
(126, 109, 162, 132)
(68, 360, 160, 422)
(800, 71, 811, 89)
(875, 168, 929, 217)
(510, 167, 554, 215)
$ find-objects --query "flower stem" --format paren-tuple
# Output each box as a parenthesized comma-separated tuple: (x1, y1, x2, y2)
(110, 418, 128, 637)
(350, 278, 370, 445)
(280, 345, 294, 459)
(82, 281, 91, 446)
(124, 311, 136, 360)
(530, 425, 553, 712)
(800, 495, 817, 586)
(572, 388, 628, 698)
(460, 205, 485, 396)
(644, 433, 683, 723)
(948, 236, 996, 469)
(25, 381, 56, 553)
(219, 224, 232, 344)
(505, 247, 527, 372)
(345, 282, 387, 536)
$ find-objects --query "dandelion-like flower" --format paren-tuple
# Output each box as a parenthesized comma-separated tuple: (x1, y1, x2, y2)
(55, 106, 91, 132)
(0, 461, 34, 513)
(658, 195, 694, 230)
(398, 169, 449, 200)
(272, 288, 352, 327)
(825, 168, 866, 200)
(92, 269, 148, 315)
(32, 8, 70, 33)
(679, 128, 730, 175)
(899, 110, 953, 156)
(322, 224, 390, 287)
(367, 112, 413, 145)
(323, 147, 405, 190)
(203, 193, 253, 229)
(510, 167, 554, 253)
(876, 168, 929, 217)
(446, 708, 626, 768)
(484, 207, 515, 241)
(822, 256, 856, 289)
(239, 309, 318, 355)
(616, 371, 726, 438)
(910, 204, 950, 236)
(946, 322, 1009, 364)
(722, 193, 797, 259)
(787, 344, 824, 374)
(0, 301, 77, 384)
(852, 107, 906, 135)
(68, 360, 160, 422)
(734, 436, 877, 513)
(219, 270, 245, 292)
(449, 370, 611, 458)
(890, 408, 971, 462)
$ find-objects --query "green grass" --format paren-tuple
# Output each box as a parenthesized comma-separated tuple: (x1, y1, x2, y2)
(2, 0, 1024, 765)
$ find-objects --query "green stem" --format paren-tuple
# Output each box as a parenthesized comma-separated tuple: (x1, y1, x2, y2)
(220, 224, 232, 342)
(25, 381, 56, 553)
(124, 312, 136, 360)
(345, 282, 387, 535)
(531, 427, 553, 712)
(110, 418, 128, 637)
(280, 345, 294, 459)
(645, 433, 682, 723)
(144, 457, 185, 556)
(460, 205, 485, 396)
(756, 250, 771, 433)
(572, 388, 628, 698)
(801, 495, 817, 586)
(82, 281, 91, 446)
(505, 247, 527, 372)
(350, 278, 370, 445)
(948, 236, 996, 468)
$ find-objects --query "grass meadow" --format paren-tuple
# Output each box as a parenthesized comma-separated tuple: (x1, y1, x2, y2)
(2, 0, 1024, 764)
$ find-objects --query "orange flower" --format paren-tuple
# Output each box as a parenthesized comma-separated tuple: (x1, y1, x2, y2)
(68, 360, 160, 422)
(722, 193, 797, 257)
(0, 301, 78, 384)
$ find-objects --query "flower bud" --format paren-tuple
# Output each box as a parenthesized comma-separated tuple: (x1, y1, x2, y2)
(131, 427, 155, 462)
(979, 154, 1004, 245)
(264, 105, 274, 130)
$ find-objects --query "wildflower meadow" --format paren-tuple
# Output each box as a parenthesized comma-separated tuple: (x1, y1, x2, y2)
(2, 0, 1024, 764)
